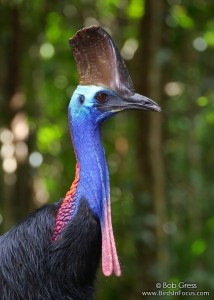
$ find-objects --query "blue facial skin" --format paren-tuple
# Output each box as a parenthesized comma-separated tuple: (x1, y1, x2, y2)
(68, 85, 117, 224)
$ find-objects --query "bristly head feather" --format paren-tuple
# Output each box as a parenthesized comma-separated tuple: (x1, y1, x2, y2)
(69, 26, 135, 98)
(69, 26, 161, 113)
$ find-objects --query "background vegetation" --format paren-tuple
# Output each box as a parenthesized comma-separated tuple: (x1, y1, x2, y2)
(0, 0, 214, 299)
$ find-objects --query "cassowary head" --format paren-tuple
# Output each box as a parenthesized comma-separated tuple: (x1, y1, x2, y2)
(69, 26, 160, 124)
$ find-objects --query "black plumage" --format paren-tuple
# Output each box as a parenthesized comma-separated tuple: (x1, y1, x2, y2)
(0, 200, 101, 299)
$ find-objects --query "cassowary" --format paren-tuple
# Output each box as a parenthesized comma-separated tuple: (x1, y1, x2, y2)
(0, 26, 161, 299)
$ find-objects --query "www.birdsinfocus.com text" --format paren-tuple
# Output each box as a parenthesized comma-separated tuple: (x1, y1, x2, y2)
(141, 281, 210, 297)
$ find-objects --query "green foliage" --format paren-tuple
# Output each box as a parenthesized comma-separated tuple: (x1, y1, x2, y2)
(37, 124, 63, 153)
(191, 239, 206, 256)
(128, 0, 145, 19)
(171, 5, 194, 28)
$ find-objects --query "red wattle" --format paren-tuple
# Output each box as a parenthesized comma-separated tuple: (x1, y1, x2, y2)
(102, 199, 121, 276)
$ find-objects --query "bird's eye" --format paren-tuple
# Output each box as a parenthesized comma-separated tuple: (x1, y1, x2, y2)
(79, 95, 85, 104)
(96, 93, 108, 103)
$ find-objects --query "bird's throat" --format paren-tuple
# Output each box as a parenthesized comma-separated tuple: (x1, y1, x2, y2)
(53, 116, 121, 276)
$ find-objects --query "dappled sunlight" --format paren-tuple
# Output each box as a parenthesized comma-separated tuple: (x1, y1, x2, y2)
(0, 128, 14, 144)
(29, 152, 43, 168)
(0, 129, 17, 174)
(1, 144, 15, 159)
(164, 81, 184, 97)
(193, 37, 207, 52)
(121, 38, 139, 61)
(40, 42, 55, 59)
(2, 157, 17, 174)
(11, 113, 29, 141)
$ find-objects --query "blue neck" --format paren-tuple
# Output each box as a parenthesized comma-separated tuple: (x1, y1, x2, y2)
(69, 114, 109, 222)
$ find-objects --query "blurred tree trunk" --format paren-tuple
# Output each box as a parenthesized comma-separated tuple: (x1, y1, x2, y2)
(1, 7, 35, 232)
(132, 0, 167, 294)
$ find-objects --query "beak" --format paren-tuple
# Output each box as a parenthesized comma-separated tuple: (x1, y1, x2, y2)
(96, 92, 161, 113)
(121, 93, 161, 112)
